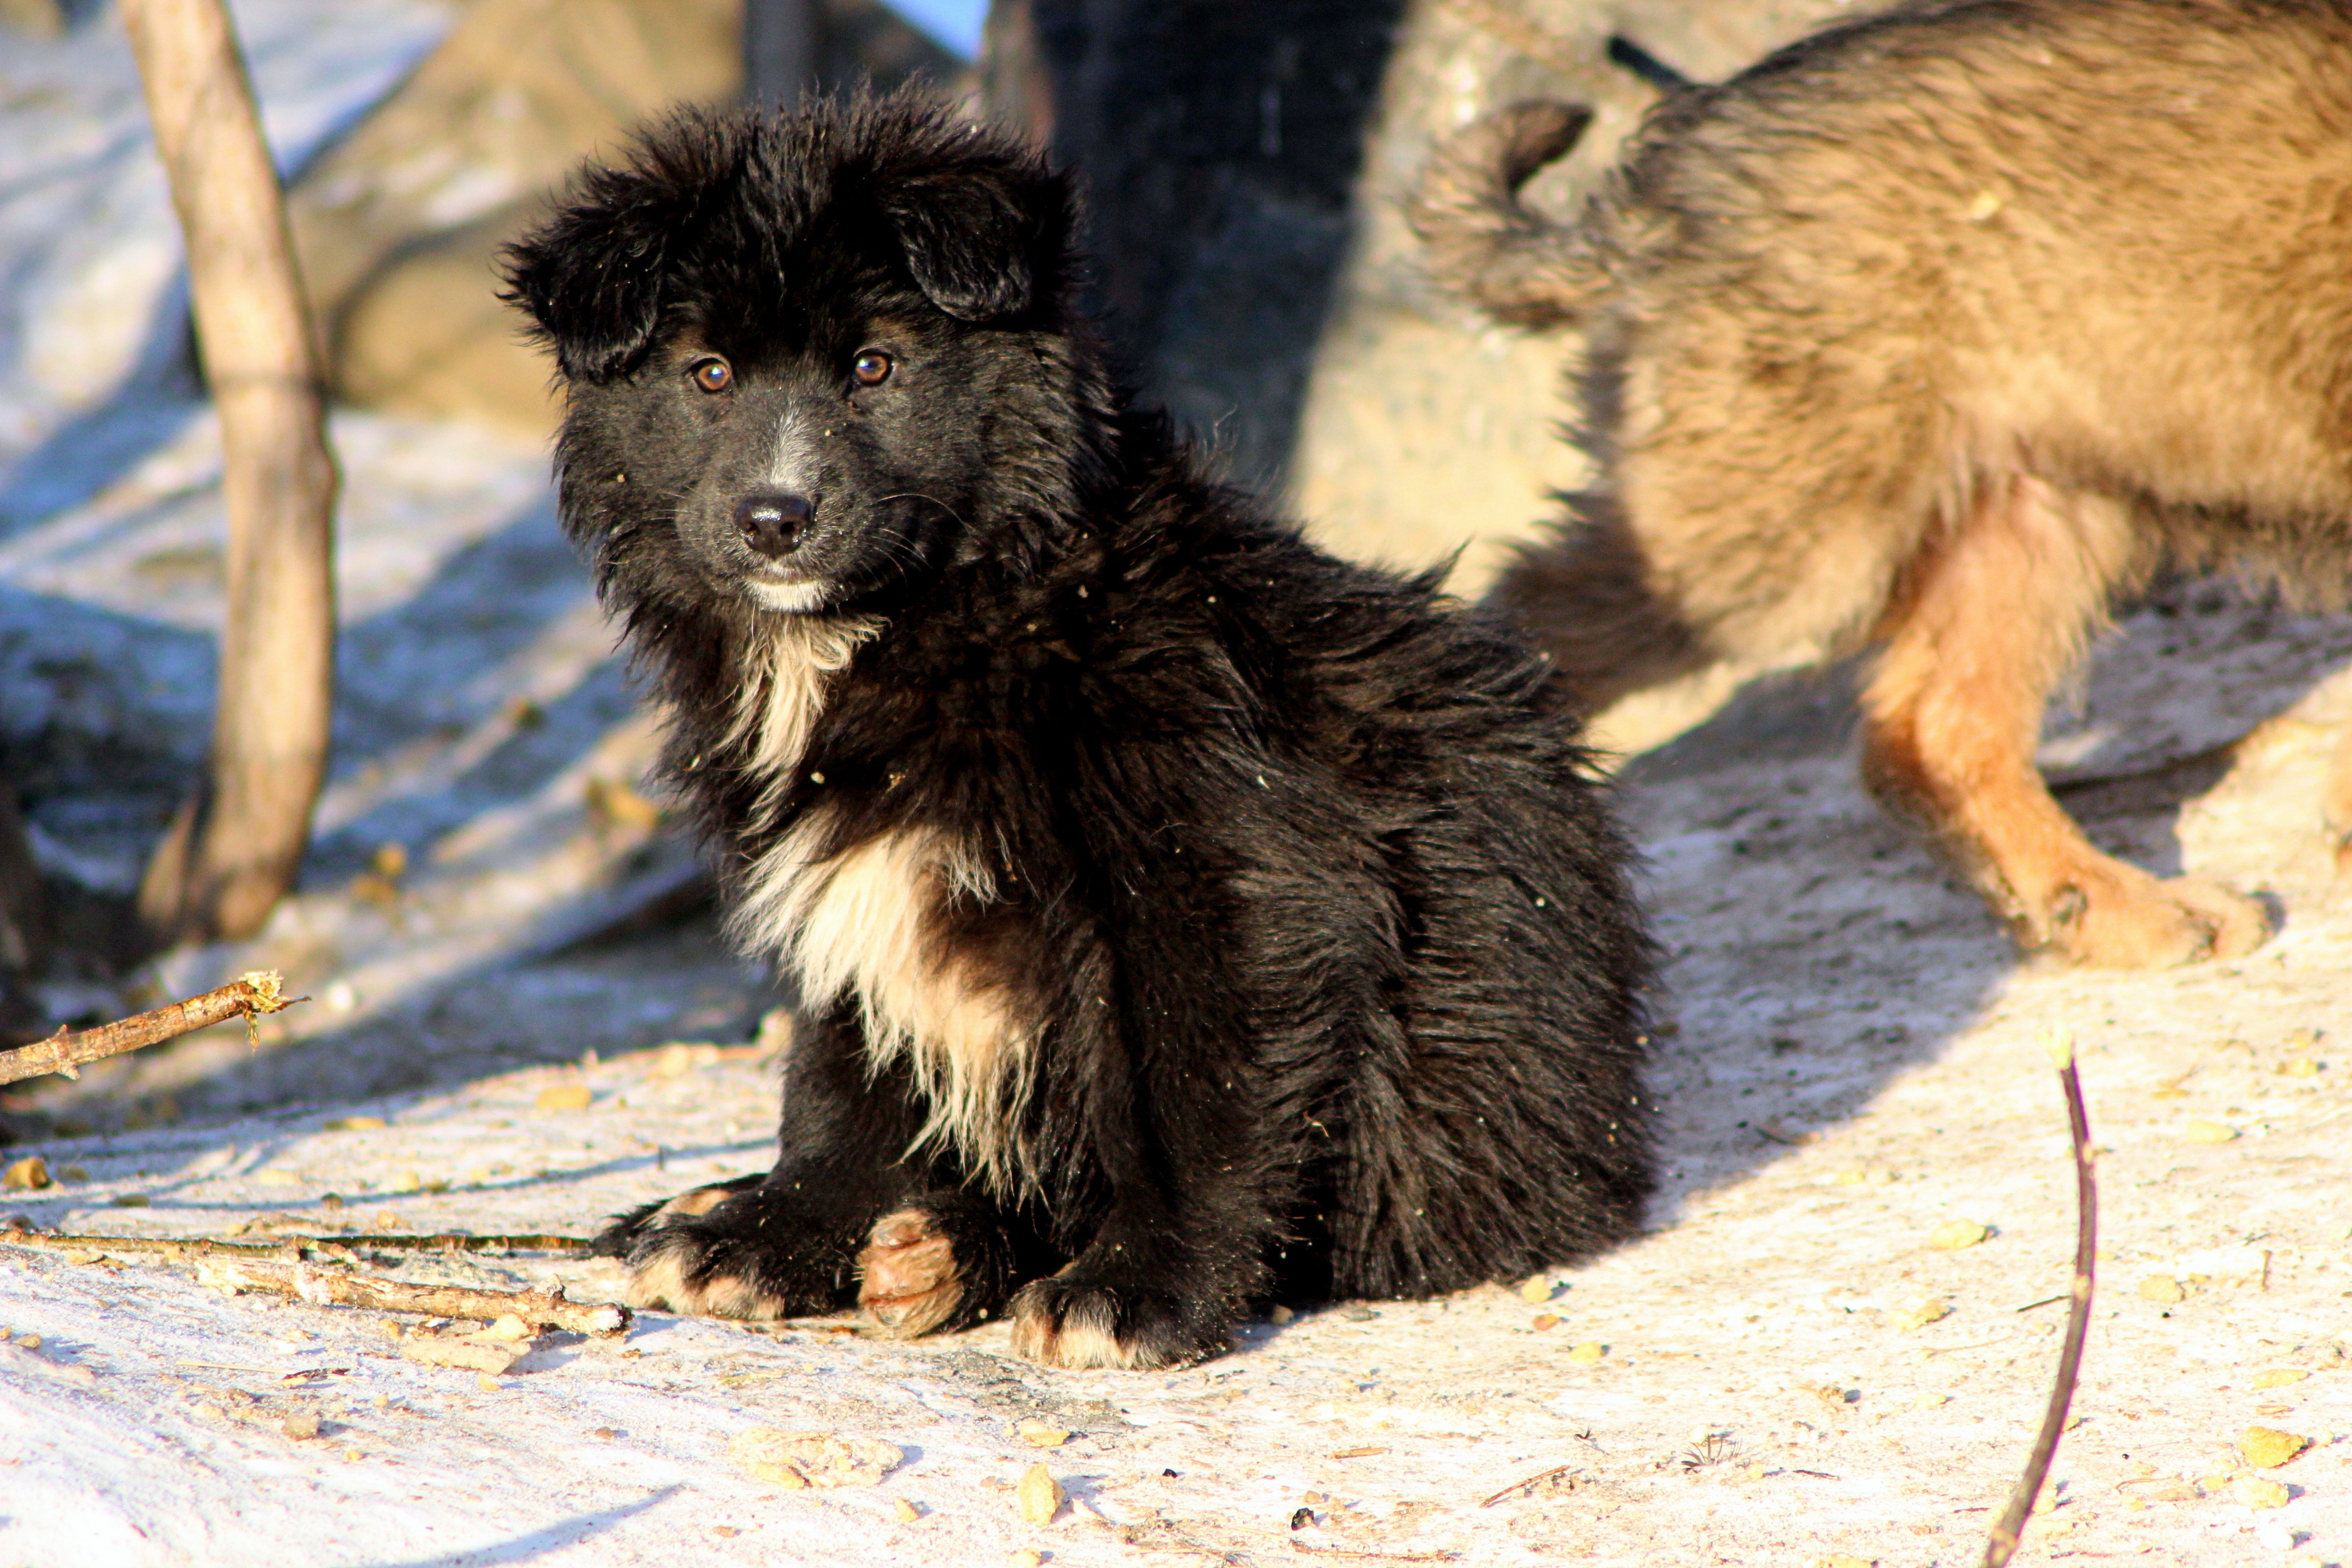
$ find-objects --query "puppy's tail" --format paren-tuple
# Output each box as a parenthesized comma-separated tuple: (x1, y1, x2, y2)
(1409, 100, 1606, 332)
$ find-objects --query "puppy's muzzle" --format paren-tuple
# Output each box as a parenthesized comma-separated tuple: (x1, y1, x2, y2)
(735, 491, 813, 559)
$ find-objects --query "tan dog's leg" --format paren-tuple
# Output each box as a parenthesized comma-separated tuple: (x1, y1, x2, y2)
(1861, 475, 2268, 967)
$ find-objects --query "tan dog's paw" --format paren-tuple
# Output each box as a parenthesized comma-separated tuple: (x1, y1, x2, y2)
(857, 1208, 965, 1338)
(2034, 867, 2268, 969)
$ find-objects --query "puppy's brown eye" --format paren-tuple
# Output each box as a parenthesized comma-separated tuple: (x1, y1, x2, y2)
(852, 350, 893, 387)
(689, 357, 733, 393)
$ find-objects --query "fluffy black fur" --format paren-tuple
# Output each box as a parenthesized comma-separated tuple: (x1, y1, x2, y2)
(503, 94, 1653, 1370)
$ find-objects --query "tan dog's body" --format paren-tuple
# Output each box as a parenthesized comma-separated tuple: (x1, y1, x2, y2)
(1415, 0, 2352, 967)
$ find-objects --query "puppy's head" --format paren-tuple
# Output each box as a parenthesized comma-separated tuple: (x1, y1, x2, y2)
(504, 95, 1100, 618)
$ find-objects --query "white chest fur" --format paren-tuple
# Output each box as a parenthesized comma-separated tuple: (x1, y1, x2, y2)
(723, 619, 1034, 1192)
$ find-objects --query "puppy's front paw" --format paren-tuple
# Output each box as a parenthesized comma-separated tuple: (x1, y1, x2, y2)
(1009, 1275, 1226, 1370)
(601, 1179, 833, 1320)
(622, 1225, 791, 1318)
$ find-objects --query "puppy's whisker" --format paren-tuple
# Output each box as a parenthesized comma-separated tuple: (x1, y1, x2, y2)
(877, 491, 968, 530)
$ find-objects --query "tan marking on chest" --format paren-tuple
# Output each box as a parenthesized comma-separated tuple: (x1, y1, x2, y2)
(735, 808, 1032, 1193)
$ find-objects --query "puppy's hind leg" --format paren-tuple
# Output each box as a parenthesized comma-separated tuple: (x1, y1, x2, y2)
(1861, 475, 2268, 968)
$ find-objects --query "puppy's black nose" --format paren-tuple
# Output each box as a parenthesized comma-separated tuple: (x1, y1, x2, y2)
(735, 492, 813, 558)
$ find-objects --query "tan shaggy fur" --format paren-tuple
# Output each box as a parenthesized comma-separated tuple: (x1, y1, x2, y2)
(1414, 0, 2352, 968)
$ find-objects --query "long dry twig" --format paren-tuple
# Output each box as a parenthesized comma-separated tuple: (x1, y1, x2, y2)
(0, 1229, 588, 1259)
(0, 973, 301, 1087)
(1983, 1029, 2098, 1568)
(1479, 1461, 1578, 1507)
(191, 1254, 629, 1336)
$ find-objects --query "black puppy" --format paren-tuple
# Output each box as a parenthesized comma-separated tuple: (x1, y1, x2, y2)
(502, 94, 1653, 1370)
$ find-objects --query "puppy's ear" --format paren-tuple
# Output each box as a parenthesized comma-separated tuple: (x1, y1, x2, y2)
(881, 163, 1068, 322)
(502, 170, 702, 381)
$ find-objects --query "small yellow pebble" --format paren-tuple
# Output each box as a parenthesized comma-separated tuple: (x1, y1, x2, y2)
(1015, 1417, 1071, 1448)
(2234, 1474, 2292, 1509)
(2251, 1368, 2308, 1390)
(2183, 1118, 2238, 1144)
(536, 1082, 593, 1112)
(2284, 1056, 2322, 1078)
(892, 1498, 921, 1524)
(1531, 1313, 1559, 1331)
(1927, 1219, 1987, 1251)
(322, 1116, 386, 1132)
(2242, 1426, 2310, 1468)
(1016, 1463, 1063, 1524)
(1893, 1298, 1951, 1331)
(1009, 1551, 1044, 1568)
(1567, 1341, 1606, 1366)
(1269, 1304, 1294, 1325)
(2137, 1276, 2185, 1304)
(1518, 1275, 1556, 1303)
(3, 1156, 51, 1191)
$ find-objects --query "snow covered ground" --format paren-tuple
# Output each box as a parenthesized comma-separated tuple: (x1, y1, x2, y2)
(2, 6, 2351, 1567)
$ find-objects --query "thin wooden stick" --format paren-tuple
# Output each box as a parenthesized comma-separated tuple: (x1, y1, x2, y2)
(0, 1229, 588, 1259)
(1983, 1029, 2097, 1568)
(1479, 1461, 1578, 1507)
(191, 1254, 629, 1336)
(0, 972, 300, 1086)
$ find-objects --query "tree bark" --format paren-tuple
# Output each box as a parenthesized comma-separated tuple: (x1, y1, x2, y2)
(122, 0, 338, 945)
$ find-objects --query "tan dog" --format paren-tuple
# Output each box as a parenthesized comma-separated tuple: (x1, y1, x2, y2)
(1414, 0, 2352, 969)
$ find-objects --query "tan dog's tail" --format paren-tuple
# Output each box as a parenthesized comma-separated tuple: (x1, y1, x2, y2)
(1410, 101, 1605, 331)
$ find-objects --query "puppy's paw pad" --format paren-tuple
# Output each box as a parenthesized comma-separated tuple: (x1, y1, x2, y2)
(856, 1208, 964, 1338)
(1008, 1278, 1218, 1371)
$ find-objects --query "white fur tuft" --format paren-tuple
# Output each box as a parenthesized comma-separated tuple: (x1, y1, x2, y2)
(724, 625, 1033, 1193)
(735, 812, 1034, 1193)
(724, 615, 881, 790)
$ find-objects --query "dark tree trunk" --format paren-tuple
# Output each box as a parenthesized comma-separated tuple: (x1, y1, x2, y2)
(745, 0, 821, 108)
(984, 0, 1849, 585)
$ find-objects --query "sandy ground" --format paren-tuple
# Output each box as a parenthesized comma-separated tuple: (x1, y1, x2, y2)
(5, 584, 2352, 1568)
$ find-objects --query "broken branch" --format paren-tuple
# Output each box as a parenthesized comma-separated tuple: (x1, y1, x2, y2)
(0, 1228, 588, 1259)
(191, 1254, 628, 1336)
(0, 972, 301, 1087)
(1982, 1029, 2097, 1568)
(1479, 1461, 1578, 1507)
